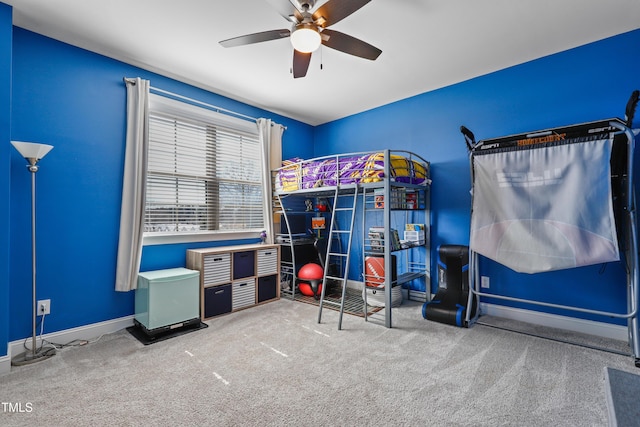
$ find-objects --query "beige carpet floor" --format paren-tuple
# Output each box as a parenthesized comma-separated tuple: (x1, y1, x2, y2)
(1, 298, 637, 426)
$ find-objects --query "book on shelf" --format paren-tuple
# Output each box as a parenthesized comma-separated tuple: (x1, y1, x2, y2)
(373, 188, 408, 209)
(405, 223, 425, 231)
(391, 228, 401, 250)
(311, 217, 326, 230)
(368, 227, 401, 252)
(405, 190, 418, 210)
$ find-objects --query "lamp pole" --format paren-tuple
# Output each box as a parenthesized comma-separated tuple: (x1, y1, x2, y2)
(10, 141, 55, 366)
(28, 160, 38, 360)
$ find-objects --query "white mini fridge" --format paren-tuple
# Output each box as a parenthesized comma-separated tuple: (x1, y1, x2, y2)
(135, 268, 200, 335)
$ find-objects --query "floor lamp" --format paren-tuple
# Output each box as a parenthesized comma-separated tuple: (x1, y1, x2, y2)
(11, 141, 56, 366)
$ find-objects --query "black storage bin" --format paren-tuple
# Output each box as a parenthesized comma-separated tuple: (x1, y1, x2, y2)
(204, 284, 232, 318)
(258, 275, 278, 302)
(233, 251, 255, 279)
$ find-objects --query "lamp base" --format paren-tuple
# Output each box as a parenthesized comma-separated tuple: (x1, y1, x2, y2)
(11, 347, 56, 366)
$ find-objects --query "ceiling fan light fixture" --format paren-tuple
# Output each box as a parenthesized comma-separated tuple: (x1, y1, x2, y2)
(290, 24, 321, 53)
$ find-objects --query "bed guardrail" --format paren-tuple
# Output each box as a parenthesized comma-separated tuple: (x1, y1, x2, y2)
(271, 149, 431, 195)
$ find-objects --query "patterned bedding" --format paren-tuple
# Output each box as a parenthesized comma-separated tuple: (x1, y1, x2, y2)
(274, 152, 428, 192)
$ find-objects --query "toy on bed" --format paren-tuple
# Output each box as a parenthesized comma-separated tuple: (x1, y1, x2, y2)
(274, 152, 428, 193)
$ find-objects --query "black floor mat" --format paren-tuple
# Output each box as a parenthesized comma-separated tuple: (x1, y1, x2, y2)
(286, 286, 383, 317)
(127, 321, 208, 345)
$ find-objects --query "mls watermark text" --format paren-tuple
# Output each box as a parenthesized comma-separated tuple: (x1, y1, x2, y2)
(1, 402, 33, 413)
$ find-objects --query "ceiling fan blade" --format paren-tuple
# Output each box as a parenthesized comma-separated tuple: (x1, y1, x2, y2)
(219, 29, 291, 48)
(292, 50, 312, 78)
(312, 0, 371, 28)
(266, 0, 303, 23)
(321, 29, 381, 60)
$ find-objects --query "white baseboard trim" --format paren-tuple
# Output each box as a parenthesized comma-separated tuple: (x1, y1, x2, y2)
(480, 303, 628, 342)
(0, 353, 8, 377)
(1, 315, 134, 376)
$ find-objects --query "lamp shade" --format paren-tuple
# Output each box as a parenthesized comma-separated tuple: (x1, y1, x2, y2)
(11, 141, 54, 161)
(290, 25, 321, 53)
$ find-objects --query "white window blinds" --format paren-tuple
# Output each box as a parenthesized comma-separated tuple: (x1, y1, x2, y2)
(145, 94, 264, 235)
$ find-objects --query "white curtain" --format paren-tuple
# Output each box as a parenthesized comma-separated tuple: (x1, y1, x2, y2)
(115, 78, 149, 291)
(257, 118, 283, 244)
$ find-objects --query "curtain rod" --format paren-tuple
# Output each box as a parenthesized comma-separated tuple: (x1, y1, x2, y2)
(123, 77, 287, 129)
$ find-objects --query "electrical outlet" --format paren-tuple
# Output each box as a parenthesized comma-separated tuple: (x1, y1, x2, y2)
(37, 299, 51, 315)
(481, 276, 490, 289)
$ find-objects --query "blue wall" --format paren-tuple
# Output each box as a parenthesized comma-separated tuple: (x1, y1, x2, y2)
(0, 3, 12, 358)
(8, 27, 313, 341)
(314, 29, 640, 324)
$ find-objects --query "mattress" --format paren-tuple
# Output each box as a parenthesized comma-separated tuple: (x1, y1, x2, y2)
(274, 152, 428, 192)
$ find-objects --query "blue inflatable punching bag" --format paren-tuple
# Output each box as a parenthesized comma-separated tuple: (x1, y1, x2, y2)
(422, 245, 476, 327)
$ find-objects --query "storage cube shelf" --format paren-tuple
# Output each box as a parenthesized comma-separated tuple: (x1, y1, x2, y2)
(187, 244, 280, 320)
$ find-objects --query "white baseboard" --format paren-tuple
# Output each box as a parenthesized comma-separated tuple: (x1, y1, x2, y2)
(1, 315, 134, 376)
(479, 303, 628, 342)
(0, 353, 8, 377)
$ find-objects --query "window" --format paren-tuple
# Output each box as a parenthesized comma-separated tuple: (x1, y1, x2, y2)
(145, 94, 264, 240)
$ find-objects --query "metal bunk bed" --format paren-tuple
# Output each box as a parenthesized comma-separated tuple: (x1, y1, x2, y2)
(460, 91, 640, 367)
(272, 149, 431, 329)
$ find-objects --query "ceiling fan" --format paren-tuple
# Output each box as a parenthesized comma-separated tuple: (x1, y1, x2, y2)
(219, 0, 382, 78)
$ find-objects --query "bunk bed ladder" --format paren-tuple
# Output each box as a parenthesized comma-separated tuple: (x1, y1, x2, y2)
(318, 186, 358, 330)
(273, 194, 296, 300)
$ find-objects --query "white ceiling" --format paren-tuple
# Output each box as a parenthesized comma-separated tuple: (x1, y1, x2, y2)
(5, 0, 640, 126)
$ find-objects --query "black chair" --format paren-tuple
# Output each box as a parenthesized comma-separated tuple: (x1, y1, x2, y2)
(422, 245, 476, 327)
